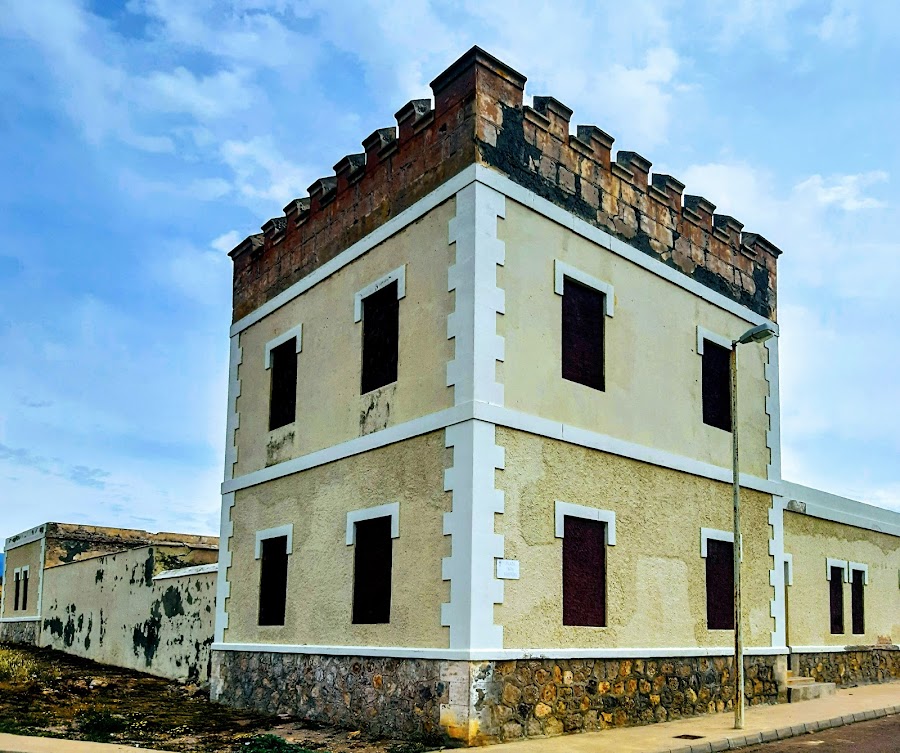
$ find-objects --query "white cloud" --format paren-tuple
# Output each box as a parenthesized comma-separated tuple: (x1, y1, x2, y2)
(220, 136, 312, 205)
(794, 171, 888, 211)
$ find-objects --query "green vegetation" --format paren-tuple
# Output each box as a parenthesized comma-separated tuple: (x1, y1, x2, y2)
(76, 708, 127, 742)
(0, 646, 40, 683)
(237, 734, 320, 753)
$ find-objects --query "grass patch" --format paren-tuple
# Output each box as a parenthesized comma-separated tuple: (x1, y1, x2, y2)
(237, 734, 321, 753)
(76, 709, 127, 742)
(0, 646, 40, 684)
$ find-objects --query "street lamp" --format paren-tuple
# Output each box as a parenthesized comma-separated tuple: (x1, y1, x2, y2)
(731, 321, 778, 730)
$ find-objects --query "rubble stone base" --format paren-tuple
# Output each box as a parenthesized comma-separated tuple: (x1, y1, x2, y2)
(0, 619, 41, 646)
(795, 646, 900, 686)
(211, 650, 786, 746)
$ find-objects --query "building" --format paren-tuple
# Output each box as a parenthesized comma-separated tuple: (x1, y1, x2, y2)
(0, 522, 219, 682)
(208, 46, 893, 744)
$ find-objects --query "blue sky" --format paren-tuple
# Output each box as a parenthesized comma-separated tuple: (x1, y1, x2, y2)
(1, 1, 899, 547)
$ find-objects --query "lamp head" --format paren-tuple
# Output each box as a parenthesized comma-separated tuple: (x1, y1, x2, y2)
(735, 322, 778, 345)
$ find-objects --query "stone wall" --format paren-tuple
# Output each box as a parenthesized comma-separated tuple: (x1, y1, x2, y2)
(211, 651, 784, 746)
(0, 619, 40, 646)
(211, 651, 448, 740)
(795, 647, 900, 686)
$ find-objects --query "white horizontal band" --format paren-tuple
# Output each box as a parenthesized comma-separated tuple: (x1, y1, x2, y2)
(211, 642, 789, 660)
(0, 617, 42, 623)
(153, 563, 219, 581)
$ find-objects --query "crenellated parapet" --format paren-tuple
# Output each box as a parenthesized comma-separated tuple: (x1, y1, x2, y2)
(230, 46, 781, 322)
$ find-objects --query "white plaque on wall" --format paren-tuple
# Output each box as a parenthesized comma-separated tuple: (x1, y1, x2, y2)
(496, 559, 520, 580)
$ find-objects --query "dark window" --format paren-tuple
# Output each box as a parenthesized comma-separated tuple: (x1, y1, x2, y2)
(13, 571, 20, 611)
(851, 569, 865, 635)
(268, 338, 297, 431)
(702, 340, 732, 432)
(352, 516, 393, 624)
(361, 282, 399, 394)
(21, 569, 28, 611)
(258, 536, 288, 626)
(562, 278, 605, 391)
(562, 516, 607, 626)
(706, 539, 734, 630)
(829, 567, 844, 634)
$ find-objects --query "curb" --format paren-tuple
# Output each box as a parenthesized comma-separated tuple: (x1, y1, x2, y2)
(658, 704, 900, 753)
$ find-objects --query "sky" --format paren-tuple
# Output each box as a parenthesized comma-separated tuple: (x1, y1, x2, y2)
(1, 0, 899, 547)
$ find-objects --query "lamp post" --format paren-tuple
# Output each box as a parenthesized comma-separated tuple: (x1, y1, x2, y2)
(731, 321, 778, 730)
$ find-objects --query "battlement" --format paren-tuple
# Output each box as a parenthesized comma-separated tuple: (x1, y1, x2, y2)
(230, 46, 781, 322)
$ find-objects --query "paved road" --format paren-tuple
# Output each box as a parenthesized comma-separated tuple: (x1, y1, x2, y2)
(743, 715, 900, 752)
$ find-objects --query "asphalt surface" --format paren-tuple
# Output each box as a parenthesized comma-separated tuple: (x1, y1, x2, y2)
(742, 715, 900, 752)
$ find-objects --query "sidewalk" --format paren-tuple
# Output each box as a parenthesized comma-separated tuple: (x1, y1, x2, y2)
(489, 682, 900, 753)
(0, 735, 168, 753)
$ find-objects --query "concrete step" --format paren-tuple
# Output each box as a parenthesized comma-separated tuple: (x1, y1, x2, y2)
(786, 676, 817, 686)
(787, 681, 837, 702)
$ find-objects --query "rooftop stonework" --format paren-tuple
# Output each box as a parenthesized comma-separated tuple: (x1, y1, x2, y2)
(230, 46, 781, 322)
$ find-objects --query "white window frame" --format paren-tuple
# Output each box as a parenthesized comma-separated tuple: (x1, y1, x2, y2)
(254, 524, 294, 560)
(353, 266, 406, 323)
(696, 326, 733, 355)
(346, 502, 400, 545)
(826, 557, 849, 582)
(700, 528, 742, 560)
(849, 561, 869, 585)
(12, 566, 29, 611)
(554, 260, 614, 317)
(554, 501, 616, 545)
(264, 324, 303, 369)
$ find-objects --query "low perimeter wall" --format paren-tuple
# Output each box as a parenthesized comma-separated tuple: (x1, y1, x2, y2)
(38, 546, 217, 683)
(0, 618, 41, 646)
(211, 651, 786, 746)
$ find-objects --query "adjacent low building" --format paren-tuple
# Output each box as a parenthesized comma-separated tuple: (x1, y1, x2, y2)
(207, 46, 899, 745)
(0, 522, 218, 682)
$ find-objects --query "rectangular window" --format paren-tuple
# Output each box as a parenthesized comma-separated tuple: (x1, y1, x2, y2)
(561, 277, 605, 391)
(851, 569, 865, 635)
(829, 566, 844, 634)
(258, 536, 288, 626)
(361, 281, 399, 394)
(702, 339, 732, 431)
(562, 516, 607, 626)
(706, 539, 734, 630)
(268, 337, 298, 431)
(352, 516, 393, 624)
(13, 571, 20, 611)
(21, 568, 28, 611)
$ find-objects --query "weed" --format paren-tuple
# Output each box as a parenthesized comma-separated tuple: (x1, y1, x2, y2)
(0, 647, 39, 684)
(76, 708, 127, 741)
(237, 733, 320, 752)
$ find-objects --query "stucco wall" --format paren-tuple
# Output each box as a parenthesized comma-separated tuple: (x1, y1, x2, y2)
(1, 539, 43, 619)
(784, 511, 900, 647)
(233, 198, 456, 477)
(498, 199, 771, 479)
(225, 430, 450, 647)
(39, 545, 217, 682)
(495, 428, 775, 649)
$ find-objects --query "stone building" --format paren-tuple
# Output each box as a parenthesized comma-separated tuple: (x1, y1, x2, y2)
(210, 47, 898, 744)
(0, 522, 219, 682)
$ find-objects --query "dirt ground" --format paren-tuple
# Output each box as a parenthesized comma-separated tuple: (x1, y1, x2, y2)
(0, 644, 435, 753)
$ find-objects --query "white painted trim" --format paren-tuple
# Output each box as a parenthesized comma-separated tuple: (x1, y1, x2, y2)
(765, 338, 782, 484)
(446, 181, 506, 408)
(353, 266, 406, 323)
(826, 558, 849, 582)
(768, 496, 788, 648)
(783, 553, 794, 586)
(153, 563, 219, 581)
(783, 482, 900, 537)
(554, 260, 615, 317)
(264, 324, 302, 369)
(0, 617, 42, 624)
(346, 503, 400, 545)
(224, 400, 784, 497)
(254, 524, 294, 559)
(211, 642, 788, 660)
(4, 524, 46, 552)
(223, 336, 242, 482)
(696, 326, 732, 355)
(36, 537, 45, 618)
(214, 491, 235, 644)
(474, 165, 771, 327)
(231, 166, 477, 336)
(554, 501, 616, 545)
(223, 404, 469, 494)
(700, 528, 742, 560)
(441, 419, 505, 650)
(848, 561, 869, 585)
(788, 645, 893, 654)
